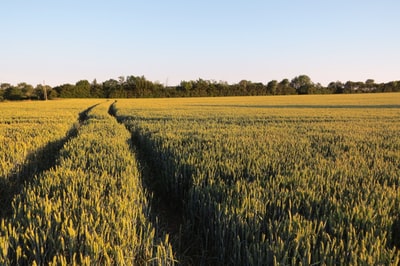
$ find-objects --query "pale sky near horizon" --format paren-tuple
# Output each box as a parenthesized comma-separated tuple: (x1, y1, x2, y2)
(1, 1, 399, 87)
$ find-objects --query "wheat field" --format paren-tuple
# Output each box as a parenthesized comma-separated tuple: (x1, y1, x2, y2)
(1, 93, 399, 265)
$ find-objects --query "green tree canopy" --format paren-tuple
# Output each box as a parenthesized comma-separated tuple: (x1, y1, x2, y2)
(291, 75, 314, 94)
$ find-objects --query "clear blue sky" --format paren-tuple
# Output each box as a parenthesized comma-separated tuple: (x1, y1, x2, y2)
(1, 0, 399, 86)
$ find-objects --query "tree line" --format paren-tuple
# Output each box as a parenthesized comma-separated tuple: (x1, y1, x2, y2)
(1, 75, 399, 100)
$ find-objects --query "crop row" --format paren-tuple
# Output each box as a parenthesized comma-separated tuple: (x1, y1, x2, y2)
(0, 100, 97, 220)
(0, 102, 175, 265)
(112, 95, 400, 265)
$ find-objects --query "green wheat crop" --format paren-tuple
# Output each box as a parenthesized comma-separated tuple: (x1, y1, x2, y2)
(113, 93, 400, 265)
(0, 100, 175, 265)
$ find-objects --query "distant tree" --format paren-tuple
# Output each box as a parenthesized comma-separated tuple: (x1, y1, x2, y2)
(118, 76, 125, 84)
(344, 81, 356, 93)
(392, 81, 400, 92)
(90, 79, 105, 98)
(365, 79, 375, 86)
(135, 76, 153, 97)
(5, 73, 400, 100)
(191, 79, 210, 97)
(328, 81, 345, 94)
(278, 79, 296, 95)
(344, 81, 364, 93)
(18, 82, 34, 99)
(33, 85, 43, 99)
(5, 86, 23, 100)
(313, 83, 329, 94)
(0, 83, 10, 89)
(364, 79, 377, 92)
(242, 82, 264, 96)
(266, 80, 278, 95)
(123, 76, 135, 97)
(122, 75, 153, 97)
(215, 81, 230, 96)
(109, 88, 127, 98)
(47, 89, 58, 99)
(238, 79, 248, 89)
(291, 75, 314, 94)
(75, 80, 91, 98)
(151, 82, 166, 97)
(103, 79, 122, 98)
(33, 84, 51, 100)
(56, 84, 75, 98)
(179, 80, 193, 92)
(0, 84, 11, 100)
(382, 81, 400, 92)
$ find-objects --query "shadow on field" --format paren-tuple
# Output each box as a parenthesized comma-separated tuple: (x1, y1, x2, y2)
(78, 103, 102, 123)
(108, 102, 204, 265)
(0, 103, 101, 220)
(0, 138, 66, 219)
(392, 216, 400, 250)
